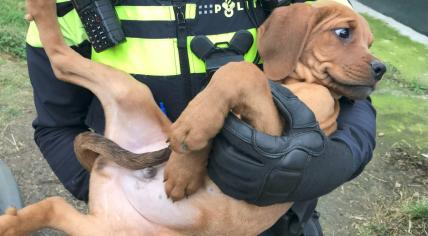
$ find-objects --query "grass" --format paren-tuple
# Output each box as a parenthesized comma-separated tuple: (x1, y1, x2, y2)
(364, 13, 428, 149)
(0, 56, 32, 125)
(356, 141, 428, 236)
(405, 199, 428, 219)
(357, 197, 428, 236)
(0, 0, 27, 58)
(364, 14, 428, 92)
(0, 0, 31, 125)
(371, 88, 428, 148)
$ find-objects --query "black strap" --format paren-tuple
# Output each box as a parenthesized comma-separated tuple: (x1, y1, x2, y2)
(190, 31, 253, 79)
(172, 2, 192, 101)
(270, 200, 319, 236)
(57, 2, 74, 17)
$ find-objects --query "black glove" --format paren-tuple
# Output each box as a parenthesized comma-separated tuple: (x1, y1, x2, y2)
(208, 81, 355, 206)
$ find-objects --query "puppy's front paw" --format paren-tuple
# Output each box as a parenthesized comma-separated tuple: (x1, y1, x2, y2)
(0, 208, 25, 236)
(163, 150, 208, 201)
(168, 94, 228, 154)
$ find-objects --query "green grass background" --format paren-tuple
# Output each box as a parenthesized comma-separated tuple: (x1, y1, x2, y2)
(365, 14, 428, 91)
(360, 15, 428, 148)
(0, 0, 27, 58)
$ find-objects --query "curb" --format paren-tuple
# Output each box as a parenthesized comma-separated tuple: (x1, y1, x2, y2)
(0, 160, 24, 213)
(350, 0, 428, 46)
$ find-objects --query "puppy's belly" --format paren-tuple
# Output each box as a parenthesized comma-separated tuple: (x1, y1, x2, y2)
(119, 165, 291, 235)
(120, 164, 203, 230)
(89, 161, 291, 236)
(88, 161, 203, 235)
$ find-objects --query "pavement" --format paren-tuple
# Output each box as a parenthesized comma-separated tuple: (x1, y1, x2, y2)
(356, 0, 428, 36)
(350, 0, 428, 46)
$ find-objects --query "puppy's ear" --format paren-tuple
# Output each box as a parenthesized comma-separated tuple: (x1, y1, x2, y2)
(258, 4, 315, 80)
(74, 132, 171, 171)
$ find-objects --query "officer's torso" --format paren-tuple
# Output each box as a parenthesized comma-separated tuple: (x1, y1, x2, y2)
(83, 0, 266, 132)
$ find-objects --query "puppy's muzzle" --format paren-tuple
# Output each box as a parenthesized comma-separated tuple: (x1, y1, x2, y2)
(370, 60, 386, 81)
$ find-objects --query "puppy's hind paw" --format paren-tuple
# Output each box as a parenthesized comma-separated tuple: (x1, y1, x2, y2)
(25, 0, 57, 21)
(0, 208, 25, 236)
(164, 164, 205, 201)
(24, 13, 34, 21)
(163, 151, 208, 201)
(4, 208, 17, 216)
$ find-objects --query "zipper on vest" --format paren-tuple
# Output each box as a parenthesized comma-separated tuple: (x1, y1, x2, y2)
(173, 2, 192, 102)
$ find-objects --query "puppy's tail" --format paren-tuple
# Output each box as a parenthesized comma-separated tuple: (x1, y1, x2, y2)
(74, 131, 170, 171)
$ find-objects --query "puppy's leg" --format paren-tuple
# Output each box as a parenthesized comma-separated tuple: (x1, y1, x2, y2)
(0, 197, 103, 236)
(26, 0, 134, 99)
(26, 0, 168, 122)
(169, 61, 283, 153)
(165, 62, 283, 200)
(27, 0, 171, 149)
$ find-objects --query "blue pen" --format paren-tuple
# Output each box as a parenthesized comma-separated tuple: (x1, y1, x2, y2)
(159, 102, 167, 115)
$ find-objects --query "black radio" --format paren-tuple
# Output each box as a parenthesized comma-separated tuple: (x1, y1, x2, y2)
(71, 0, 125, 52)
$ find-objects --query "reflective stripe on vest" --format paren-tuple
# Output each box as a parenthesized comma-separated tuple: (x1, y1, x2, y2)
(91, 28, 258, 75)
(115, 5, 197, 21)
(26, 0, 263, 77)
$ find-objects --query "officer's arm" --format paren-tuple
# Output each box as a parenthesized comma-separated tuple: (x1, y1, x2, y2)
(26, 5, 93, 201)
(282, 98, 376, 201)
(208, 82, 376, 205)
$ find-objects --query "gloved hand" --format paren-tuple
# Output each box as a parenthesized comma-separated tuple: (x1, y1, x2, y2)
(208, 81, 355, 206)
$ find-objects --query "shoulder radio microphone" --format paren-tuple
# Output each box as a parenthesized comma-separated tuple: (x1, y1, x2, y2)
(191, 30, 254, 79)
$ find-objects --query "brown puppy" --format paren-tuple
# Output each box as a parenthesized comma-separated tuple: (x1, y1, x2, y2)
(0, 1, 382, 235)
(0, 0, 291, 235)
(165, 1, 385, 200)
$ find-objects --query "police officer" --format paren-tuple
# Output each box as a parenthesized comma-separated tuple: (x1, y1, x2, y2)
(26, 0, 375, 235)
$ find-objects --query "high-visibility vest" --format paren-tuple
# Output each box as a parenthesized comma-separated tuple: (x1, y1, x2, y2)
(26, 0, 264, 75)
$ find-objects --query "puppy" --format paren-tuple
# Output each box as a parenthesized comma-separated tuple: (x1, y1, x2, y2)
(0, 1, 383, 236)
(165, 1, 385, 200)
(0, 0, 291, 235)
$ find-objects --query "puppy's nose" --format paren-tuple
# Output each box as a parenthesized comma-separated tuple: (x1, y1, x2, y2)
(370, 60, 386, 81)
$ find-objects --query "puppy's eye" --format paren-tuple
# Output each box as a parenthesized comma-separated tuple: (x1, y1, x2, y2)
(334, 28, 351, 39)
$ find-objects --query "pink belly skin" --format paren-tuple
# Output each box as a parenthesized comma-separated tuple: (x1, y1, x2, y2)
(86, 159, 291, 236)
(87, 161, 190, 235)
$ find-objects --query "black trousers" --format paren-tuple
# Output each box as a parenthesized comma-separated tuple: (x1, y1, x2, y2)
(260, 199, 323, 236)
(260, 211, 323, 236)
